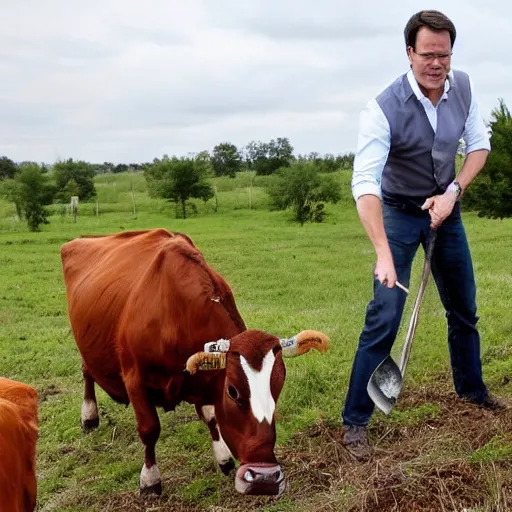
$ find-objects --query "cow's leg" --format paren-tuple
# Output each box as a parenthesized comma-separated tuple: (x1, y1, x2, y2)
(196, 404, 235, 475)
(81, 363, 99, 432)
(126, 382, 162, 496)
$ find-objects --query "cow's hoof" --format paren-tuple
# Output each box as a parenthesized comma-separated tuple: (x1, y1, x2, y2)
(220, 458, 236, 476)
(81, 417, 99, 432)
(140, 482, 162, 497)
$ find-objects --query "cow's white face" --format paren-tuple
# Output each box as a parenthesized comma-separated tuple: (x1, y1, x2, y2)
(239, 350, 276, 424)
(186, 328, 329, 497)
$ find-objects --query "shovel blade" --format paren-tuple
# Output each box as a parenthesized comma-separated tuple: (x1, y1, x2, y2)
(367, 356, 403, 415)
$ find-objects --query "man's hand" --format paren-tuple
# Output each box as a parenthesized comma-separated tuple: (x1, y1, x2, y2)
(374, 256, 397, 288)
(421, 190, 457, 229)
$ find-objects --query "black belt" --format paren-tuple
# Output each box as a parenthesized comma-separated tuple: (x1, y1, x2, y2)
(381, 190, 438, 217)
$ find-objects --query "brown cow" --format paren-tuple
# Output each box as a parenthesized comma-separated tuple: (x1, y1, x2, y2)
(60, 228, 329, 497)
(0, 377, 39, 512)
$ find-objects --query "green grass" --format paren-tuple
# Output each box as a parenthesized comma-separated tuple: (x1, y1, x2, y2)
(469, 436, 512, 463)
(0, 171, 511, 511)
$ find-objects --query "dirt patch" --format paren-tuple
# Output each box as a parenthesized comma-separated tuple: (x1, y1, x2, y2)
(280, 387, 512, 512)
(89, 387, 512, 512)
(38, 383, 61, 402)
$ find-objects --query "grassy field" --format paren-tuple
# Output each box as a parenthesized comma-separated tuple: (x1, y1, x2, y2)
(0, 171, 511, 511)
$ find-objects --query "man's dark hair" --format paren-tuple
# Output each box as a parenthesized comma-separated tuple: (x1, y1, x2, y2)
(404, 10, 456, 49)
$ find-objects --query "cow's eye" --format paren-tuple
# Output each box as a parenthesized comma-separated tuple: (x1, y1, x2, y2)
(227, 385, 239, 400)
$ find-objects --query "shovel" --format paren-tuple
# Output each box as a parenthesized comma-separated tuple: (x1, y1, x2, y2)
(367, 229, 438, 414)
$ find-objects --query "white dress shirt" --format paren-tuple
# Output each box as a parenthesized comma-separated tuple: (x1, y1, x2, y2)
(351, 69, 491, 201)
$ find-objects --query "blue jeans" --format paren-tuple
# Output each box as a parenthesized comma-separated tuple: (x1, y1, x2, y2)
(342, 202, 488, 426)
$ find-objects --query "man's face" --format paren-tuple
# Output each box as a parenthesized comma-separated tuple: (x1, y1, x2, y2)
(407, 26, 452, 93)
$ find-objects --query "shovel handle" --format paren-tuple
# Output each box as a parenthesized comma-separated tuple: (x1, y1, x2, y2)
(395, 281, 409, 294)
(398, 229, 437, 373)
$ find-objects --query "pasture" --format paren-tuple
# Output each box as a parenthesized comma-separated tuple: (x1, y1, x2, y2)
(0, 171, 511, 511)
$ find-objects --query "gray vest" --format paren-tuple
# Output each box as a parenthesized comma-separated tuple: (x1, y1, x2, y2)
(376, 70, 471, 197)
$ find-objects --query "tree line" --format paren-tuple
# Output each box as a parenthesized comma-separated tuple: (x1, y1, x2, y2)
(1, 100, 512, 232)
(0, 138, 355, 180)
(0, 137, 355, 230)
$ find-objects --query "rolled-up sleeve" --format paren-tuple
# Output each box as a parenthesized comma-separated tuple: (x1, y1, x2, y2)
(351, 98, 391, 201)
(463, 78, 491, 154)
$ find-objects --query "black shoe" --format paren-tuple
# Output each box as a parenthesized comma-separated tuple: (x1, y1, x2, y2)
(341, 425, 374, 461)
(467, 394, 507, 411)
(478, 394, 507, 411)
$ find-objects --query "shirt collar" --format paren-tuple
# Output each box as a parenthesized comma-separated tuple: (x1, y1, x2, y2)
(406, 68, 454, 102)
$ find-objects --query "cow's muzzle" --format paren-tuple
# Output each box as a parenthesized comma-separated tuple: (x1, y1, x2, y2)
(235, 463, 285, 496)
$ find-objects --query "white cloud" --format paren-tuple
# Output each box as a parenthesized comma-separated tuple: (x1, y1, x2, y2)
(0, 0, 510, 163)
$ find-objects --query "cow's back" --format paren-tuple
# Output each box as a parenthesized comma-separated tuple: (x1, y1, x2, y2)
(117, 231, 246, 366)
(0, 378, 38, 512)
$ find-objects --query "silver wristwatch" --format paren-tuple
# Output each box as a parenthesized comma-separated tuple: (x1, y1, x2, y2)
(448, 181, 462, 200)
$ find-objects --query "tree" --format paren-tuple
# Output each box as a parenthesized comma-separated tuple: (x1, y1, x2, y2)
(246, 138, 294, 175)
(462, 98, 512, 219)
(0, 156, 18, 180)
(0, 179, 23, 218)
(144, 155, 214, 218)
(11, 163, 55, 231)
(113, 163, 128, 174)
(245, 140, 268, 173)
(319, 153, 340, 173)
(53, 159, 97, 202)
(267, 161, 342, 224)
(194, 150, 213, 178)
(211, 143, 243, 177)
(269, 137, 294, 171)
(295, 152, 353, 173)
(336, 152, 355, 170)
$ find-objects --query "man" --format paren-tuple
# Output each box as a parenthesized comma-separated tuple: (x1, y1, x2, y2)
(342, 9, 504, 461)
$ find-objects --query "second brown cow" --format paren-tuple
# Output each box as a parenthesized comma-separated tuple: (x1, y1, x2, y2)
(0, 377, 39, 512)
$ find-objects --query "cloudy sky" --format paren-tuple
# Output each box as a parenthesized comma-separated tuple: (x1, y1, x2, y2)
(1, 0, 510, 164)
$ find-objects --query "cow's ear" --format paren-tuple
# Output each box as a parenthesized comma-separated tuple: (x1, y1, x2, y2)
(280, 330, 329, 357)
(185, 352, 227, 374)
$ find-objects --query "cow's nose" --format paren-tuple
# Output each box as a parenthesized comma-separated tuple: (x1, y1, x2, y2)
(235, 463, 285, 496)
(244, 467, 283, 483)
